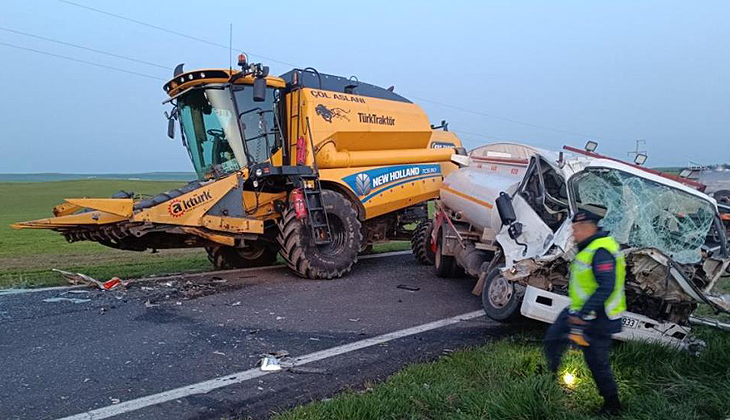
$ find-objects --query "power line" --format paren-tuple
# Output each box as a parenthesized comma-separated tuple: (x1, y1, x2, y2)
(0, 41, 166, 81)
(450, 129, 507, 141)
(0, 26, 171, 70)
(58, 0, 298, 68)
(410, 95, 602, 139)
(57, 0, 609, 141)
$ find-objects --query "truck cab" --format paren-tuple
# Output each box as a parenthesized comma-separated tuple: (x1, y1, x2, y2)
(426, 142, 730, 349)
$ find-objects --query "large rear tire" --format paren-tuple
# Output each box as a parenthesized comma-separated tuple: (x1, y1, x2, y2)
(206, 243, 278, 270)
(481, 266, 522, 322)
(277, 190, 362, 279)
(411, 220, 435, 265)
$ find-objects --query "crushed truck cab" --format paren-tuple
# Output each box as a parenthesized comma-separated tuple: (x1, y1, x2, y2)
(420, 142, 730, 349)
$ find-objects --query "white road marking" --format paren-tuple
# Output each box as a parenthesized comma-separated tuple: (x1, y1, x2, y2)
(358, 250, 410, 259)
(56, 309, 485, 420)
(1, 250, 411, 296)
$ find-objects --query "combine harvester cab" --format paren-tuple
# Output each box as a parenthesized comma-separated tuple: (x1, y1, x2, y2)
(421, 141, 730, 349)
(13, 55, 464, 280)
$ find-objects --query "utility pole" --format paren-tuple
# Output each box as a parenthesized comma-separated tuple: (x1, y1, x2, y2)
(627, 139, 647, 163)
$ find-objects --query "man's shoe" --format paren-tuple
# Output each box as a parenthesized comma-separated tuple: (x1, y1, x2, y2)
(597, 395, 622, 416)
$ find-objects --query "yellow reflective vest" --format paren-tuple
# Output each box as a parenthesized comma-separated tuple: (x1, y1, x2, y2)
(568, 236, 626, 319)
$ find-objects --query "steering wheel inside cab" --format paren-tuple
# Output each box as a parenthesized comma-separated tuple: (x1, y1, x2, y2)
(206, 128, 226, 141)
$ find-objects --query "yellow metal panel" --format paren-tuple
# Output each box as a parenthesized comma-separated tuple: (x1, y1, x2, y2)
(242, 191, 286, 219)
(180, 227, 236, 246)
(52, 202, 82, 217)
(11, 211, 127, 229)
(200, 215, 264, 234)
(132, 174, 239, 226)
(65, 198, 134, 217)
(316, 142, 455, 169)
(318, 165, 447, 220)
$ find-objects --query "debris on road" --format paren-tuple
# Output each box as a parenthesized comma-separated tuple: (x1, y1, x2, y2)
(52, 269, 105, 289)
(103, 278, 123, 290)
(348, 318, 360, 322)
(52, 269, 127, 291)
(259, 356, 282, 371)
(396, 284, 420, 291)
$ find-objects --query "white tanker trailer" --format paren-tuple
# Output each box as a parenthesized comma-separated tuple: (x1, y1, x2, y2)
(412, 142, 730, 349)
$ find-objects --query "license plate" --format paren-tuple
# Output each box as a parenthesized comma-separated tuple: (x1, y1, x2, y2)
(622, 317, 638, 329)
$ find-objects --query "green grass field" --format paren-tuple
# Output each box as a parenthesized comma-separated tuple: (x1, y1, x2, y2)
(271, 327, 730, 420)
(0, 180, 410, 289)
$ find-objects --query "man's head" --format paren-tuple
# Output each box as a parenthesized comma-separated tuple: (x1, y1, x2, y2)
(571, 210, 602, 243)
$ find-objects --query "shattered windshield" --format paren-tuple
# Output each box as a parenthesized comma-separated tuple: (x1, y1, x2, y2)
(178, 88, 246, 179)
(571, 168, 717, 264)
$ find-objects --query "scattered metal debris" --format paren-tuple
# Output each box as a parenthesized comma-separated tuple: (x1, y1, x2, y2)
(52, 269, 127, 291)
(396, 284, 420, 291)
(259, 356, 282, 371)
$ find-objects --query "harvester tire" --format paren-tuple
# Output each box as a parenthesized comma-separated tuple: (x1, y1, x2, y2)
(411, 220, 435, 265)
(434, 229, 458, 278)
(206, 244, 278, 270)
(277, 190, 362, 279)
(481, 266, 522, 322)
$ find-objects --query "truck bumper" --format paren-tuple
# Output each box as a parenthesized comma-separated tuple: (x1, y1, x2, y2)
(520, 285, 701, 350)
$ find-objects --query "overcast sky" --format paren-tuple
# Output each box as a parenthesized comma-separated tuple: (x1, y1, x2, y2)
(1, 0, 728, 173)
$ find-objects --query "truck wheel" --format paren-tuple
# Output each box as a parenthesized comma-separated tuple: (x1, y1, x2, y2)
(206, 243, 278, 270)
(278, 190, 362, 279)
(434, 229, 458, 277)
(411, 220, 435, 265)
(481, 266, 522, 322)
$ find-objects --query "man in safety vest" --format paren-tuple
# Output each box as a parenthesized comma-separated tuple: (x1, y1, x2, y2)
(544, 210, 626, 416)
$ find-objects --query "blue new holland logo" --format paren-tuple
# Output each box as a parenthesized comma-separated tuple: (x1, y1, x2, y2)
(343, 164, 442, 201)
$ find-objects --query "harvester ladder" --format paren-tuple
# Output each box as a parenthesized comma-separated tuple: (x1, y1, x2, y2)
(301, 177, 332, 245)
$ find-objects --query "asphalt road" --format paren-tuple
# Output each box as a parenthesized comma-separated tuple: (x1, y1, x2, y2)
(0, 252, 509, 420)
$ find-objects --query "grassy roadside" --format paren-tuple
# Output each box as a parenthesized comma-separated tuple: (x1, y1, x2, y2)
(270, 327, 730, 420)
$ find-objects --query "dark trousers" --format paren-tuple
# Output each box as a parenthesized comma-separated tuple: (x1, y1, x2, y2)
(544, 308, 618, 399)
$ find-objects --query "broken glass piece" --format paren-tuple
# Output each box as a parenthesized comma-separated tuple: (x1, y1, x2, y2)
(572, 168, 715, 264)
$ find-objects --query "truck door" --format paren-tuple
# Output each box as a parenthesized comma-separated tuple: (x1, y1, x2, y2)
(496, 157, 559, 267)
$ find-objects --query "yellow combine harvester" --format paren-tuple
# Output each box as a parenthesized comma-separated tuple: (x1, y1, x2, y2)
(13, 55, 463, 279)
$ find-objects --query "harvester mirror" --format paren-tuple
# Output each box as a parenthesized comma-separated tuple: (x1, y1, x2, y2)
(634, 153, 648, 166)
(164, 108, 177, 139)
(496, 192, 517, 226)
(167, 118, 175, 139)
(585, 140, 598, 152)
(253, 77, 267, 102)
